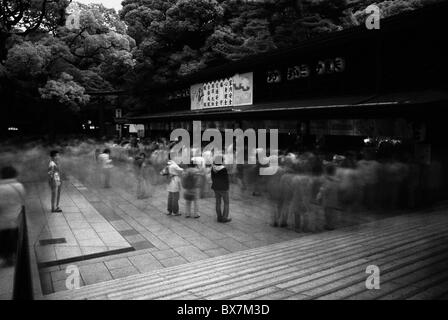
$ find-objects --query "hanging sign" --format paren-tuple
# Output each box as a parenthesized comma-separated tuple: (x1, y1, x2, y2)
(190, 72, 253, 110)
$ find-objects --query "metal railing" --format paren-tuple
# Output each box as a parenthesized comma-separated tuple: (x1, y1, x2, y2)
(12, 206, 33, 300)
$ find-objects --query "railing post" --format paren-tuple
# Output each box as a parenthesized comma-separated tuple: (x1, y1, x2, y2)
(13, 206, 33, 300)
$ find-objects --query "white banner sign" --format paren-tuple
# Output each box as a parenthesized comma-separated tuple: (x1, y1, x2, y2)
(190, 72, 253, 110)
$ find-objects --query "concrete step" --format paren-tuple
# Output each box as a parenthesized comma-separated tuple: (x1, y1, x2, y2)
(44, 211, 448, 300)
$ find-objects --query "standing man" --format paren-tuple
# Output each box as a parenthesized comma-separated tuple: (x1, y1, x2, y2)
(48, 150, 63, 213)
(211, 155, 231, 223)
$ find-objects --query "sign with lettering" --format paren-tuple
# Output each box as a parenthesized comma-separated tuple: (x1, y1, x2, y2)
(190, 72, 253, 110)
(267, 57, 346, 84)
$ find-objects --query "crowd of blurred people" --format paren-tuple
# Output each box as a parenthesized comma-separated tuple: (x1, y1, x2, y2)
(0, 134, 444, 255)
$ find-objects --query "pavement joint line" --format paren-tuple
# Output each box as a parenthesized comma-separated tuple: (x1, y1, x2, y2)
(37, 247, 135, 268)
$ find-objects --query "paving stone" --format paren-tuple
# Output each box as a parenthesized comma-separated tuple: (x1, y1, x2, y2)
(119, 229, 140, 237)
(55, 246, 82, 260)
(218, 238, 249, 253)
(109, 220, 133, 232)
(51, 269, 69, 282)
(129, 254, 163, 273)
(72, 229, 100, 240)
(151, 249, 179, 260)
(159, 256, 189, 268)
(104, 258, 132, 270)
(204, 248, 231, 258)
(124, 234, 146, 244)
(132, 241, 155, 250)
(187, 237, 220, 251)
(81, 246, 109, 256)
(110, 266, 140, 279)
(79, 263, 112, 285)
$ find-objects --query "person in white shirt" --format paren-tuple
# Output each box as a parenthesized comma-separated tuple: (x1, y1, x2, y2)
(48, 150, 62, 212)
(0, 166, 26, 266)
(161, 160, 183, 216)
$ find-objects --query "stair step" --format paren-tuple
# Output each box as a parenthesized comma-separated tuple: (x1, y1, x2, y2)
(44, 211, 448, 300)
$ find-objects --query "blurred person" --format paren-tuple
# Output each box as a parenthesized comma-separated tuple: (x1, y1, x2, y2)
(48, 150, 63, 212)
(317, 163, 341, 231)
(134, 153, 149, 199)
(94, 148, 101, 163)
(211, 155, 231, 223)
(0, 166, 26, 267)
(182, 161, 200, 218)
(98, 149, 113, 188)
(161, 160, 183, 216)
(357, 150, 381, 210)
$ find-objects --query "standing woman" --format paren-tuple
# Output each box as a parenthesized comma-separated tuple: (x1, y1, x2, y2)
(48, 150, 63, 212)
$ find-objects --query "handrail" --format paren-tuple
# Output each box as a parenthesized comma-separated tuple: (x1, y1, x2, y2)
(12, 206, 33, 300)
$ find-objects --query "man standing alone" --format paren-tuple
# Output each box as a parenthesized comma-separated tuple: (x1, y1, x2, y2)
(48, 150, 63, 212)
(211, 155, 231, 223)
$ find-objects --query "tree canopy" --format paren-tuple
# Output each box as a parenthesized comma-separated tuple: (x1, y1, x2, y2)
(120, 0, 443, 88)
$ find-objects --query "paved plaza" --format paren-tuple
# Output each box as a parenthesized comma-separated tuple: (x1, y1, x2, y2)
(1, 169, 445, 300)
(27, 175, 301, 295)
(16, 167, 421, 298)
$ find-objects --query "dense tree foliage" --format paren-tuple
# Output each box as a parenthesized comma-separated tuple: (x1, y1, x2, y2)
(1, 1, 136, 135)
(120, 0, 443, 87)
(0, 0, 70, 61)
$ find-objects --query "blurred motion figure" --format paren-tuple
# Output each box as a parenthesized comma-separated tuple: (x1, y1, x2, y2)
(0, 166, 26, 267)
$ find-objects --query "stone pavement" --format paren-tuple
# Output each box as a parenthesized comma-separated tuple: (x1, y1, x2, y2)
(30, 175, 301, 296)
(45, 208, 448, 300)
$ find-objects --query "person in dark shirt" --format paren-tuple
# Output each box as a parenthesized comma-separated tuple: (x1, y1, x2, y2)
(211, 155, 231, 223)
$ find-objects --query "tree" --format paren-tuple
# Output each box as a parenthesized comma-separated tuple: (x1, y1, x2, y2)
(39, 72, 89, 111)
(121, 0, 224, 84)
(0, 0, 70, 60)
(1, 1, 137, 135)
